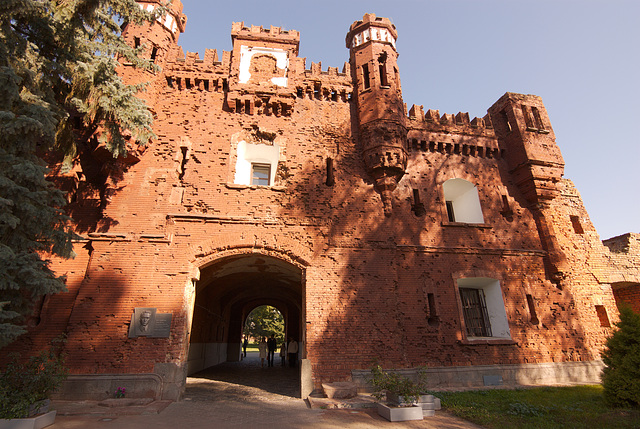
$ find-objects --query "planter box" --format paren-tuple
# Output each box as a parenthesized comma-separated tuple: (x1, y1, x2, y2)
(376, 403, 423, 422)
(386, 393, 440, 416)
(0, 410, 57, 429)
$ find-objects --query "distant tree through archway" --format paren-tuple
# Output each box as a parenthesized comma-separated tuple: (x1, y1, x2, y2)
(243, 305, 285, 343)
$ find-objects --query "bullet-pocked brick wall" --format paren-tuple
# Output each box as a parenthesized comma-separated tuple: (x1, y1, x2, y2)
(6, 1, 637, 396)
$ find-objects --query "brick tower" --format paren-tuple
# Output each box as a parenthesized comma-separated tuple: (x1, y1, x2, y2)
(119, 0, 187, 106)
(346, 14, 408, 216)
(488, 93, 568, 284)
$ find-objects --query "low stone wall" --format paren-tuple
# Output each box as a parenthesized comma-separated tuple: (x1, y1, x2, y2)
(54, 363, 187, 401)
(53, 373, 164, 401)
(351, 360, 605, 391)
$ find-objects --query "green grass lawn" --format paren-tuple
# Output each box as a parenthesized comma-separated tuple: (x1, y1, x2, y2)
(244, 343, 259, 353)
(437, 385, 640, 429)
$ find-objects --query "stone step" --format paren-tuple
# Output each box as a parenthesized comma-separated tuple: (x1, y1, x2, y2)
(322, 382, 358, 399)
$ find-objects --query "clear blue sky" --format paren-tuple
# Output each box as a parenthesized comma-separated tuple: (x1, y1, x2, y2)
(177, 0, 639, 240)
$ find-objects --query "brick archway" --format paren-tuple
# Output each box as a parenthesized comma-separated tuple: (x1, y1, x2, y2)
(186, 246, 306, 379)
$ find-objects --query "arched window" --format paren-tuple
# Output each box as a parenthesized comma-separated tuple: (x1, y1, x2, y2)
(443, 178, 484, 224)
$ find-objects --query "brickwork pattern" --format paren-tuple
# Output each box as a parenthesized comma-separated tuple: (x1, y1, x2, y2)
(4, 3, 637, 397)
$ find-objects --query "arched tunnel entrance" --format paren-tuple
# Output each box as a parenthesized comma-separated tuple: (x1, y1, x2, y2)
(186, 252, 304, 396)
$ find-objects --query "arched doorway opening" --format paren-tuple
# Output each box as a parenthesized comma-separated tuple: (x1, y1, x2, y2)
(186, 252, 304, 394)
(243, 305, 286, 358)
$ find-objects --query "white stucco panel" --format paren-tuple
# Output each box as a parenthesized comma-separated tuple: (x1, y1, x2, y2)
(238, 46, 289, 87)
(234, 140, 280, 186)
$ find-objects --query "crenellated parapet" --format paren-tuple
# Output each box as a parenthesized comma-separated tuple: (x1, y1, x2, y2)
(230, 22, 300, 52)
(154, 22, 353, 118)
(408, 105, 493, 132)
(406, 105, 499, 158)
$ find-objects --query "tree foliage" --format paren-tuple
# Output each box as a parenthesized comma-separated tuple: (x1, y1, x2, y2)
(243, 305, 285, 343)
(601, 305, 640, 408)
(0, 0, 157, 347)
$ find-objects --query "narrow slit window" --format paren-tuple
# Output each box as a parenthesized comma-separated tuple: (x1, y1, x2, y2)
(446, 201, 455, 222)
(134, 37, 141, 49)
(412, 189, 425, 217)
(595, 305, 611, 327)
(531, 107, 545, 130)
(379, 63, 388, 87)
(251, 163, 271, 186)
(526, 294, 538, 324)
(150, 46, 158, 63)
(522, 104, 535, 129)
(570, 215, 584, 234)
(500, 110, 512, 133)
(501, 195, 513, 216)
(427, 293, 438, 326)
(178, 147, 188, 180)
(362, 64, 370, 89)
(325, 158, 335, 187)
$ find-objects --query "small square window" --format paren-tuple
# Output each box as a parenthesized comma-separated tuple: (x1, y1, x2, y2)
(251, 163, 271, 186)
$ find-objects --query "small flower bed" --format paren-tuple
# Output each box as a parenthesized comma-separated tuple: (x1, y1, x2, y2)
(115, 387, 126, 398)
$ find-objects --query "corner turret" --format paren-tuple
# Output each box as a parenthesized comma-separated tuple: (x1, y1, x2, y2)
(121, 0, 187, 69)
(489, 93, 568, 284)
(347, 14, 407, 216)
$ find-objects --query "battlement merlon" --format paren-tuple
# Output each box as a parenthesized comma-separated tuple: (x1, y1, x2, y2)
(231, 22, 300, 56)
(346, 13, 398, 51)
(138, 0, 187, 38)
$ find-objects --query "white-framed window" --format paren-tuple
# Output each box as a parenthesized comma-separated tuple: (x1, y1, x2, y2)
(443, 178, 484, 224)
(233, 140, 279, 186)
(457, 277, 510, 339)
(251, 163, 271, 186)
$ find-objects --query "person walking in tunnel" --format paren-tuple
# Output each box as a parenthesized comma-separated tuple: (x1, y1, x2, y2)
(267, 335, 277, 367)
(287, 337, 298, 368)
(258, 337, 268, 368)
(243, 336, 248, 358)
(280, 342, 287, 367)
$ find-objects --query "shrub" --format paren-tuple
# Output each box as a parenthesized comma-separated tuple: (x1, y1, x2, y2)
(0, 340, 68, 419)
(370, 364, 421, 404)
(601, 306, 640, 408)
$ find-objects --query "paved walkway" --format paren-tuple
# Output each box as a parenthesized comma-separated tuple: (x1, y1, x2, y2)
(50, 353, 482, 428)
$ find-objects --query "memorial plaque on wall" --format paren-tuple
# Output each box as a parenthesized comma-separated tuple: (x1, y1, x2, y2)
(128, 307, 172, 338)
(151, 313, 172, 338)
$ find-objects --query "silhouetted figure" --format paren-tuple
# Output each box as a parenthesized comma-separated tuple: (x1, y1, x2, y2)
(267, 335, 277, 367)
(287, 337, 298, 368)
(258, 337, 267, 368)
(243, 337, 248, 358)
(280, 342, 287, 366)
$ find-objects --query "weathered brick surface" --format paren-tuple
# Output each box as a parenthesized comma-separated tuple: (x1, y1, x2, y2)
(5, 2, 638, 396)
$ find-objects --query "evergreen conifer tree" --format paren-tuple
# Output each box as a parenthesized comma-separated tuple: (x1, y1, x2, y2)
(601, 306, 640, 407)
(0, 0, 158, 347)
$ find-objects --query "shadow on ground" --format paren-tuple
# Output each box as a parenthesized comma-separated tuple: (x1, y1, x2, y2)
(186, 352, 300, 400)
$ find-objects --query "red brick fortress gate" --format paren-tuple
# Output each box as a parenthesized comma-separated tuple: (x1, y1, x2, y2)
(6, 0, 637, 402)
